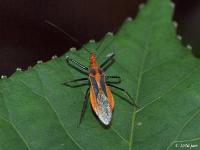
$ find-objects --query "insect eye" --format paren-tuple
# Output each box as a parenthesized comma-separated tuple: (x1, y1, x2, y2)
(90, 69, 96, 75)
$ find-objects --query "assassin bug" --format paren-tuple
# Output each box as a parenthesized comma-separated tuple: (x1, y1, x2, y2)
(45, 20, 139, 126)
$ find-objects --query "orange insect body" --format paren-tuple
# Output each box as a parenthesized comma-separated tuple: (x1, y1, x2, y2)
(89, 52, 114, 125)
(44, 20, 137, 126)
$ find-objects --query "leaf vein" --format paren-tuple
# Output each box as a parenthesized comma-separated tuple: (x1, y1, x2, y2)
(166, 108, 200, 150)
(111, 126, 129, 144)
(128, 43, 150, 150)
(0, 85, 31, 150)
(18, 71, 85, 150)
(174, 137, 200, 143)
(136, 67, 199, 114)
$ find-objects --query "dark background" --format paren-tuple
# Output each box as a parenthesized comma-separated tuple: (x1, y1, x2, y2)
(0, 0, 199, 76)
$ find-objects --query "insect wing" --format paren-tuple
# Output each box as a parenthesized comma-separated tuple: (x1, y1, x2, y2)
(90, 76, 113, 125)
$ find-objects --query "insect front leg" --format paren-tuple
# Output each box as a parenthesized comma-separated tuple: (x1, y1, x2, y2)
(107, 84, 139, 108)
(105, 75, 121, 84)
(62, 78, 89, 87)
(66, 56, 89, 74)
(78, 87, 90, 126)
(100, 53, 115, 71)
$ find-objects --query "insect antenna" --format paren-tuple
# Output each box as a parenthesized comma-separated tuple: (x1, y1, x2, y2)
(45, 20, 90, 53)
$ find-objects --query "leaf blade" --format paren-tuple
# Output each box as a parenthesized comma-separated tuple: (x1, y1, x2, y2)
(0, 0, 200, 149)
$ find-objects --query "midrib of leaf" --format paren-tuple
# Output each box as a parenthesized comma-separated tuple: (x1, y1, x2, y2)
(129, 25, 153, 150)
(130, 57, 200, 150)
(128, 49, 200, 149)
(126, 1, 188, 148)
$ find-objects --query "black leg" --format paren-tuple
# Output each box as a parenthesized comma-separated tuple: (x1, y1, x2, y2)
(106, 75, 121, 84)
(62, 78, 89, 87)
(107, 84, 139, 108)
(78, 87, 90, 126)
(100, 53, 115, 70)
(66, 56, 88, 74)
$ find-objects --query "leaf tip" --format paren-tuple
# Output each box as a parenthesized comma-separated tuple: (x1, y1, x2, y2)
(169, 1, 175, 8)
(28, 66, 32, 70)
(186, 44, 192, 50)
(16, 67, 22, 71)
(1, 75, 7, 79)
(37, 60, 43, 64)
(177, 35, 182, 40)
(89, 39, 96, 43)
(51, 55, 58, 59)
(173, 21, 178, 28)
(106, 32, 114, 36)
(126, 17, 133, 22)
(70, 47, 77, 52)
(139, 3, 145, 9)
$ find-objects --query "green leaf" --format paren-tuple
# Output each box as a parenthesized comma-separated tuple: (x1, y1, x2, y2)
(0, 0, 200, 149)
